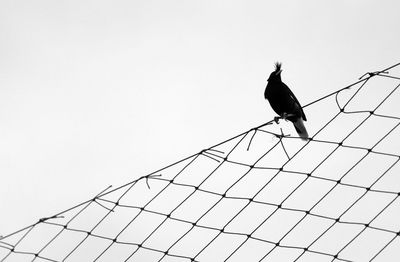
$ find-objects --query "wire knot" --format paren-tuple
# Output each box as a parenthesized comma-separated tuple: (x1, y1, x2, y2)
(274, 128, 290, 139)
(38, 215, 64, 223)
(359, 70, 389, 80)
(141, 173, 162, 189)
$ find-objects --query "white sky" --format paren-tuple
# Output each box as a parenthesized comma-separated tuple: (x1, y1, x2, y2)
(0, 0, 399, 236)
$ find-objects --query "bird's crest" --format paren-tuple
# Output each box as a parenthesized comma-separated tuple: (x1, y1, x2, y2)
(274, 62, 282, 73)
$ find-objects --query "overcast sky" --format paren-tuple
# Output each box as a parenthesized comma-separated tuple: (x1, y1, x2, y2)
(1, 0, 399, 236)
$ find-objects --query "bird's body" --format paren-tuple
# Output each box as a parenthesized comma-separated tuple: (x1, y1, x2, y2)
(264, 63, 308, 140)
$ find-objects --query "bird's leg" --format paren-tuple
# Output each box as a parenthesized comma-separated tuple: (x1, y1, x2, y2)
(274, 116, 280, 124)
(282, 113, 295, 121)
(282, 112, 289, 121)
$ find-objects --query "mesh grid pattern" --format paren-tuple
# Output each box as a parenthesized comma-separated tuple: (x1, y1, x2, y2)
(1, 63, 400, 262)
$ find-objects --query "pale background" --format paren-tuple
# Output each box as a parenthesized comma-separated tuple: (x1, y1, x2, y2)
(0, 0, 399, 236)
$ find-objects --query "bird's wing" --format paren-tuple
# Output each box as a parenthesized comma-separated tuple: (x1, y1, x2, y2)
(282, 83, 307, 121)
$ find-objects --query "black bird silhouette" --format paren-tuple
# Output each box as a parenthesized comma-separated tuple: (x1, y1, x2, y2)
(264, 62, 308, 140)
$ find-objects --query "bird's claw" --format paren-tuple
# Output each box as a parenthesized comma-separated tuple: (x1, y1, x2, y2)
(282, 113, 295, 121)
(274, 114, 295, 124)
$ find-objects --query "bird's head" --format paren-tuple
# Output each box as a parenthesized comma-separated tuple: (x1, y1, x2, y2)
(267, 62, 282, 82)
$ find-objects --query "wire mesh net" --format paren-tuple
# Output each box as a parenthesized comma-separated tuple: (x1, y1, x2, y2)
(1, 63, 400, 262)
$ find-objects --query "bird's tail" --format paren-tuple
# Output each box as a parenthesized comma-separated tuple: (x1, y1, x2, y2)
(293, 118, 309, 141)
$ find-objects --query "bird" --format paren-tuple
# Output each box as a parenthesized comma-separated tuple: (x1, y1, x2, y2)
(264, 62, 309, 140)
